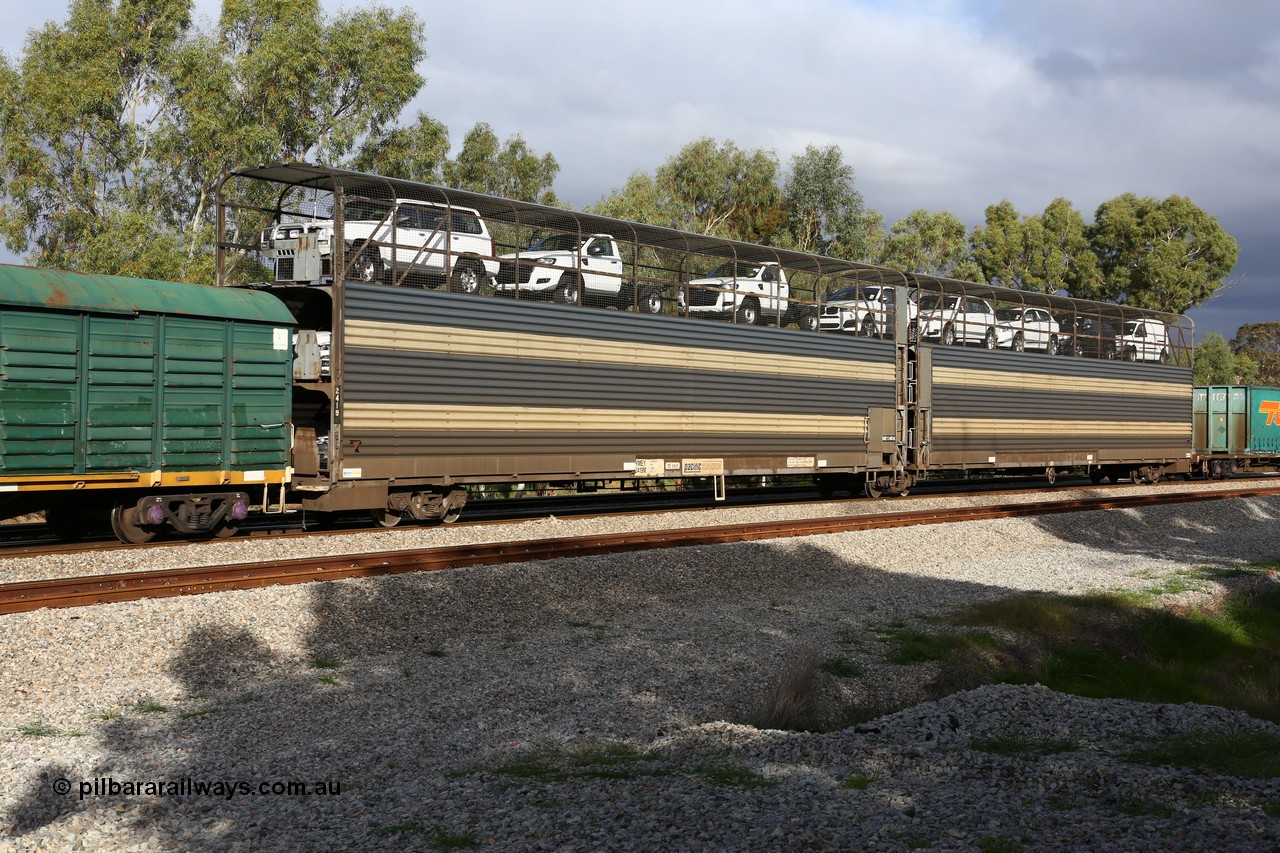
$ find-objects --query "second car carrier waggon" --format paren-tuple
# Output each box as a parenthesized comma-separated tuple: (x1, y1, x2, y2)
(209, 162, 1195, 527)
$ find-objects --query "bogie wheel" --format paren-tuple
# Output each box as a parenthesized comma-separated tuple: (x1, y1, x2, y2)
(450, 262, 483, 294)
(861, 316, 879, 338)
(440, 505, 462, 524)
(984, 328, 996, 350)
(110, 503, 160, 544)
(864, 478, 885, 499)
(555, 275, 580, 305)
(370, 508, 404, 528)
(941, 324, 956, 346)
(1011, 332, 1024, 352)
(642, 288, 664, 315)
(1089, 468, 1106, 485)
(736, 300, 760, 326)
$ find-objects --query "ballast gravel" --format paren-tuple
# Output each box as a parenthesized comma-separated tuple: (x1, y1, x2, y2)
(1, 484, 1279, 851)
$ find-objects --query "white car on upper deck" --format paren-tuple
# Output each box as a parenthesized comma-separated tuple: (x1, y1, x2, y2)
(495, 233, 627, 306)
(261, 198, 499, 291)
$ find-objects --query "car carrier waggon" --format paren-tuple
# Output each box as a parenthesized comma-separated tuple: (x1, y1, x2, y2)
(210, 163, 1198, 522)
(0, 163, 1214, 542)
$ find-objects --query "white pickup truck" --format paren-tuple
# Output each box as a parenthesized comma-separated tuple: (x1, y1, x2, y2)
(678, 261, 817, 330)
(495, 233, 629, 306)
(261, 198, 499, 291)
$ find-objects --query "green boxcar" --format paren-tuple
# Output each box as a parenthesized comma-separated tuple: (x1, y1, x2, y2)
(1193, 385, 1280, 456)
(0, 265, 295, 497)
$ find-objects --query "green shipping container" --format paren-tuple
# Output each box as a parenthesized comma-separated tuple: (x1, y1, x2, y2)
(0, 265, 295, 479)
(1193, 385, 1280, 456)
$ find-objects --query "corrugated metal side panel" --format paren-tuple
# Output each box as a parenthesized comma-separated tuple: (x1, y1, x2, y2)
(337, 285, 897, 476)
(160, 318, 227, 470)
(0, 308, 80, 473)
(926, 344, 1191, 461)
(1247, 386, 1280, 454)
(229, 323, 292, 468)
(85, 315, 157, 471)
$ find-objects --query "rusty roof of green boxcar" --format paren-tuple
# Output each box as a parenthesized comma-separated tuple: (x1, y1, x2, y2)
(0, 265, 295, 324)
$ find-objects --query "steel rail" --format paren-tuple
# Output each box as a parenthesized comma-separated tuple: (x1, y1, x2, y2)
(4, 486, 1280, 615)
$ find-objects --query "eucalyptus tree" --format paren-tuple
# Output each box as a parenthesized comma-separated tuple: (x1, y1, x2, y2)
(880, 209, 983, 281)
(1232, 322, 1280, 386)
(1087, 193, 1238, 313)
(1194, 332, 1259, 386)
(1, 0, 426, 280)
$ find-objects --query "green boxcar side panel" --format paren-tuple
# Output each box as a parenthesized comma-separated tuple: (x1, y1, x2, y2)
(2, 291, 294, 477)
(160, 320, 226, 470)
(0, 309, 79, 472)
(228, 325, 291, 467)
(85, 316, 157, 471)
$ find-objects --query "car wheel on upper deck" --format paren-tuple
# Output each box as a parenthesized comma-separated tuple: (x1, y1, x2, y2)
(555, 274, 581, 305)
(1011, 332, 1024, 352)
(940, 324, 956, 346)
(736, 299, 760, 326)
(861, 316, 879, 338)
(642, 288, 664, 315)
(983, 328, 996, 350)
(351, 249, 385, 284)
(450, 261, 483, 294)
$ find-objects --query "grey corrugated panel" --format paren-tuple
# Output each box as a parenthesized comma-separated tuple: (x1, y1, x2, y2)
(923, 343, 1192, 384)
(929, 387, 1189, 419)
(342, 283, 892, 363)
(347, 432, 868, 455)
(341, 351, 892, 416)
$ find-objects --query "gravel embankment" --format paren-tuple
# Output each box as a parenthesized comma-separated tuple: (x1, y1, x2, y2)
(2, 488, 1279, 851)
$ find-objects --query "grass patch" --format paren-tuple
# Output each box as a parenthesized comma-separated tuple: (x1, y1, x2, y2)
(819, 656, 863, 678)
(695, 763, 776, 789)
(427, 647, 447, 658)
(310, 657, 343, 670)
(372, 823, 477, 850)
(179, 708, 217, 720)
(977, 836, 1020, 853)
(841, 772, 872, 790)
(138, 701, 168, 713)
(968, 735, 1079, 760)
(316, 675, 339, 686)
(1122, 731, 1280, 779)
(18, 722, 62, 737)
(908, 568, 1280, 721)
(95, 709, 121, 721)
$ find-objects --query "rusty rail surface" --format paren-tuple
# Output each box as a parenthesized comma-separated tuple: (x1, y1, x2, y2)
(4, 486, 1280, 615)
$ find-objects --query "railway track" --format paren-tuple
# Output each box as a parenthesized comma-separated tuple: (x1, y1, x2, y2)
(5, 484, 1280, 615)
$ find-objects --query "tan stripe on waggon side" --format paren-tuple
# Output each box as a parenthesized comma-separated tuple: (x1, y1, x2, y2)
(344, 320, 895, 383)
(933, 367, 1189, 398)
(344, 403, 867, 435)
(933, 418, 1190, 437)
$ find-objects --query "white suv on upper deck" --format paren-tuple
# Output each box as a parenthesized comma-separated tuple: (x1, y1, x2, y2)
(262, 198, 499, 291)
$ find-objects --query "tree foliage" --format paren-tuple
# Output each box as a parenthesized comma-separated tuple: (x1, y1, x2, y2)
(778, 144, 880, 260)
(880, 209, 983, 281)
(0, 1, 559, 279)
(1194, 332, 1258, 386)
(970, 197, 1098, 294)
(591, 138, 784, 243)
(1232, 322, 1280, 386)
(1087, 193, 1239, 313)
(440, 122, 560, 205)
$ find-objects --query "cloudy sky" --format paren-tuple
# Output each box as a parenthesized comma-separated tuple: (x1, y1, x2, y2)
(4, 0, 1278, 339)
